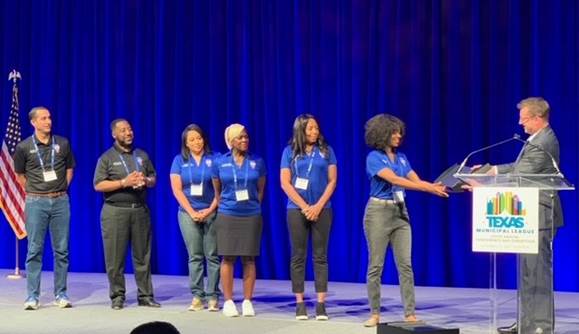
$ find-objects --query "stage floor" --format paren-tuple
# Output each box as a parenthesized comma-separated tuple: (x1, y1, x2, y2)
(0, 269, 578, 334)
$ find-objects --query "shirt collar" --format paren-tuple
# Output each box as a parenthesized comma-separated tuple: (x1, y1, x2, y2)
(527, 125, 548, 143)
(113, 142, 134, 154)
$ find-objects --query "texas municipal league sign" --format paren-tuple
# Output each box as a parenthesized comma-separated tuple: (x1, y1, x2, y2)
(472, 187, 539, 254)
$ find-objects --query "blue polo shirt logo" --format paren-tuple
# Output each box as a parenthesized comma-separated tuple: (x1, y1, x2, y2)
(367, 150, 413, 200)
(54, 144, 61, 153)
(250, 160, 256, 169)
(205, 159, 212, 167)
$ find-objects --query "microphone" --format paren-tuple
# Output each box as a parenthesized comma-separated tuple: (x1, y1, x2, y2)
(512, 134, 563, 176)
(456, 135, 519, 174)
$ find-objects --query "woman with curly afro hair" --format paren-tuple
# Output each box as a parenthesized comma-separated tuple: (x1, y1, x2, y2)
(362, 114, 448, 327)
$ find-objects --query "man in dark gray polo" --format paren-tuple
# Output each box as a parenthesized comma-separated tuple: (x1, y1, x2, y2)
(93, 118, 160, 310)
(13, 106, 75, 310)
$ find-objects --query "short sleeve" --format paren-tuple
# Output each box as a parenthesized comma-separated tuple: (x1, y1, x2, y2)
(366, 151, 388, 177)
(170, 155, 182, 175)
(280, 146, 292, 169)
(142, 151, 156, 177)
(399, 153, 413, 176)
(64, 139, 75, 169)
(211, 155, 221, 178)
(93, 156, 109, 186)
(327, 146, 337, 165)
(12, 143, 26, 174)
(259, 157, 267, 177)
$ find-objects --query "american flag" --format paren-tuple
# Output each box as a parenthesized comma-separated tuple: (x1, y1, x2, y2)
(0, 75, 26, 239)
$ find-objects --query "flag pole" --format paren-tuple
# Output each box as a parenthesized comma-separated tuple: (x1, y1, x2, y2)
(5, 70, 25, 280)
(7, 237, 24, 279)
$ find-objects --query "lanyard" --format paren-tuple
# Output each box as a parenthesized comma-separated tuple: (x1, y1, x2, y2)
(187, 154, 206, 185)
(294, 148, 315, 178)
(118, 151, 140, 175)
(32, 135, 55, 172)
(231, 155, 249, 190)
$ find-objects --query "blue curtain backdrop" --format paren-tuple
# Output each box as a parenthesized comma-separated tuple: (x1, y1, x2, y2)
(1, 0, 578, 291)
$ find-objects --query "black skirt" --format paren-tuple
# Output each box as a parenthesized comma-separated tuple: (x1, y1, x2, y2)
(215, 213, 263, 256)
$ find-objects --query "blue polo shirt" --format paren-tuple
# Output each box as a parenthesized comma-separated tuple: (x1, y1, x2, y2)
(280, 145, 337, 209)
(212, 152, 266, 217)
(170, 152, 218, 210)
(366, 150, 413, 200)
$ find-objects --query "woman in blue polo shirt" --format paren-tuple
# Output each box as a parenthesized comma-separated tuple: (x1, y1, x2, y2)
(280, 114, 337, 321)
(212, 123, 266, 318)
(362, 114, 448, 327)
(170, 124, 220, 312)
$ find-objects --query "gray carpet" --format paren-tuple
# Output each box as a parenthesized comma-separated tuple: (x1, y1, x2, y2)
(1, 269, 578, 334)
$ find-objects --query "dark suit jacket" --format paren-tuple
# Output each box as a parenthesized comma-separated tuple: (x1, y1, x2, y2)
(497, 126, 563, 229)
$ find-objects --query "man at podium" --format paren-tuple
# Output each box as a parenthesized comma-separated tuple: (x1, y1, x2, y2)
(484, 97, 563, 334)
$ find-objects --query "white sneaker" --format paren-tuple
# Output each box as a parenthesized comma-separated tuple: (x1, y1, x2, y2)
(222, 300, 239, 317)
(241, 299, 255, 317)
(24, 297, 39, 310)
(187, 297, 203, 311)
(54, 294, 72, 308)
(207, 299, 219, 312)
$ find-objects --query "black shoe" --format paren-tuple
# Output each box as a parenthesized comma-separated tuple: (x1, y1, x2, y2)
(138, 297, 161, 308)
(497, 322, 517, 334)
(111, 299, 124, 310)
(295, 302, 308, 320)
(315, 302, 328, 321)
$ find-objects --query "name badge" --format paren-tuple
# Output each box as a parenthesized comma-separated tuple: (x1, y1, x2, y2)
(235, 189, 249, 202)
(43, 170, 58, 182)
(393, 190, 405, 203)
(190, 184, 203, 196)
(294, 177, 309, 190)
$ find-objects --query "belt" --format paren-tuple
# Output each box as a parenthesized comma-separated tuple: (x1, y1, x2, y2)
(369, 197, 397, 204)
(106, 202, 145, 208)
(27, 191, 67, 198)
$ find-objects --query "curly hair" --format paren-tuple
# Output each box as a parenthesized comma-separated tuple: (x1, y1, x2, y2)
(289, 114, 330, 158)
(364, 114, 406, 151)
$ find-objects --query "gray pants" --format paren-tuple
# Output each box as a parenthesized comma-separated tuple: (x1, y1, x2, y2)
(363, 199, 415, 316)
(100, 204, 154, 301)
(519, 228, 554, 334)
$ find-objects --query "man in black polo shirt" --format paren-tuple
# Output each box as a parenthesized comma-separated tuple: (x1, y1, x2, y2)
(93, 118, 160, 310)
(13, 106, 75, 310)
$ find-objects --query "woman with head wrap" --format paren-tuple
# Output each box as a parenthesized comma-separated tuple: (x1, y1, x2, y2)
(212, 124, 266, 318)
(362, 114, 448, 327)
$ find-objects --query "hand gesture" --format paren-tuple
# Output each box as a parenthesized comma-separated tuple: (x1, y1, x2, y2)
(425, 181, 449, 198)
(124, 171, 144, 189)
(302, 203, 323, 221)
(196, 208, 214, 223)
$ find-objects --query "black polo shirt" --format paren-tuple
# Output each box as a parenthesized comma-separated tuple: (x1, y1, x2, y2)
(13, 134, 75, 193)
(93, 144, 156, 204)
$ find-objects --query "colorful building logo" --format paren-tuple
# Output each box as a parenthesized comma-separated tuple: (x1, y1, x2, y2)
(485, 192, 525, 228)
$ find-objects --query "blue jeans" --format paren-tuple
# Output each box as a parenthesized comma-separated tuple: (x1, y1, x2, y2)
(178, 210, 221, 300)
(24, 194, 71, 299)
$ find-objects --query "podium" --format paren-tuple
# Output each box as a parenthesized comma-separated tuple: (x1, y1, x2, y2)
(454, 173, 574, 334)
